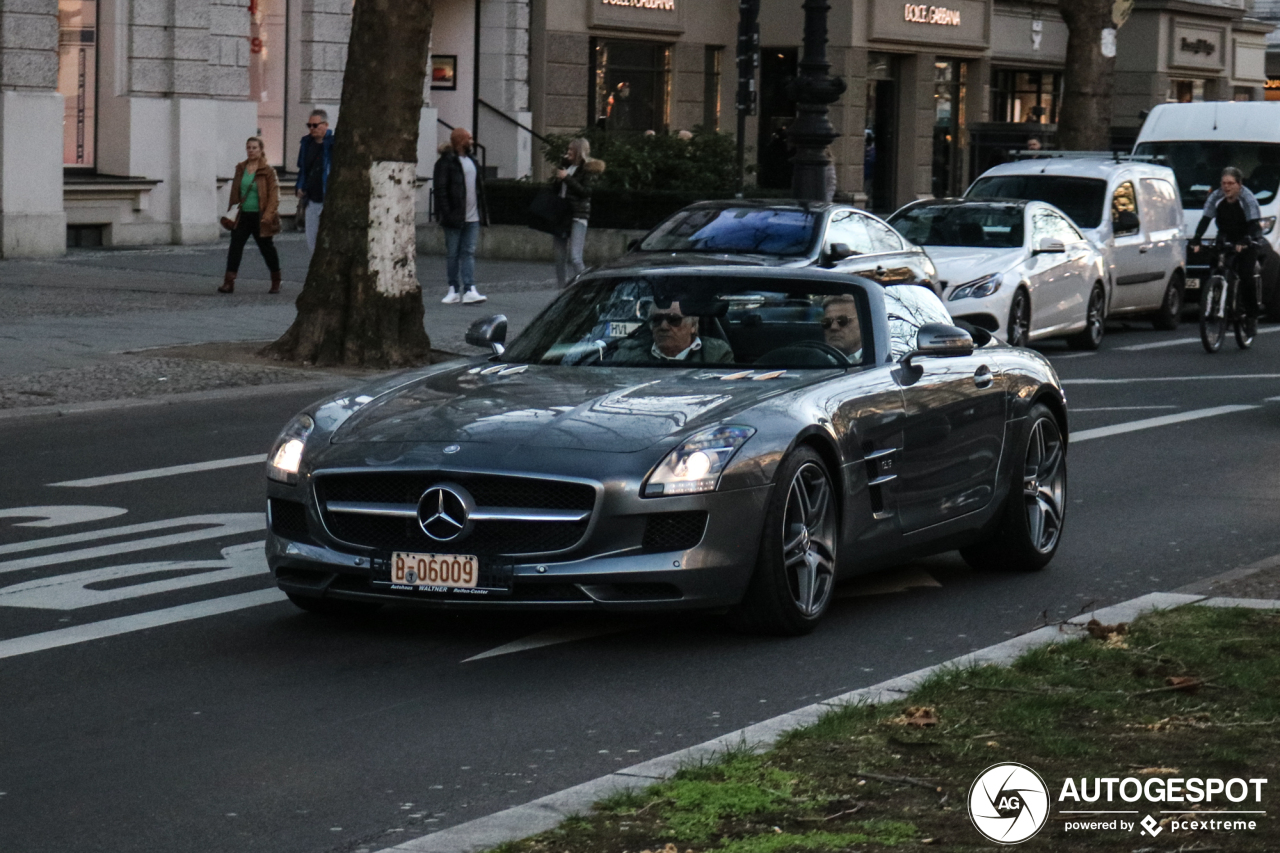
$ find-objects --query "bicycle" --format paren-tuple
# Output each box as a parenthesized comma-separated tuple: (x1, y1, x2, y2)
(1195, 240, 1259, 352)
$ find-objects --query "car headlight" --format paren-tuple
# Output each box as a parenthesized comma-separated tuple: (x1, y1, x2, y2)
(949, 272, 1003, 301)
(1261, 216, 1276, 236)
(267, 414, 315, 484)
(642, 426, 756, 497)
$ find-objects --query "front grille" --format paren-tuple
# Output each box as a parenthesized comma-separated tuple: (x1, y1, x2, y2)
(315, 472, 596, 557)
(269, 499, 312, 542)
(642, 511, 709, 551)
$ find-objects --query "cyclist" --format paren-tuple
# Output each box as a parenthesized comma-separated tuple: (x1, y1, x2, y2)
(1190, 166, 1264, 317)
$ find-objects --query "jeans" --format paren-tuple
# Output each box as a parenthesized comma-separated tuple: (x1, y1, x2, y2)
(225, 212, 281, 273)
(305, 200, 323, 251)
(445, 222, 480, 291)
(554, 220, 588, 287)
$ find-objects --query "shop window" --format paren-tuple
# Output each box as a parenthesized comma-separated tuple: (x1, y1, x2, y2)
(703, 47, 723, 132)
(991, 69, 1060, 125)
(756, 48, 798, 189)
(933, 60, 968, 199)
(865, 53, 897, 212)
(58, 0, 97, 168)
(1169, 79, 1205, 103)
(1234, 87, 1255, 102)
(249, 0, 288, 165)
(592, 39, 672, 134)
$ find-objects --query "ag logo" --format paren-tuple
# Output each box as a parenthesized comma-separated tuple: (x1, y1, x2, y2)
(968, 762, 1050, 844)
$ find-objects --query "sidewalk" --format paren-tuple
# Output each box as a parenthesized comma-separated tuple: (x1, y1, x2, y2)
(0, 233, 560, 410)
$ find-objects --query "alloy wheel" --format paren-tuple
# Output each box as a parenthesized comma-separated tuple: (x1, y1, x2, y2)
(1008, 291, 1030, 347)
(1022, 417, 1066, 554)
(781, 462, 837, 617)
(1085, 287, 1105, 346)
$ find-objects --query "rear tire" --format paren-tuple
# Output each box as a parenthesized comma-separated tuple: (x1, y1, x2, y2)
(729, 447, 838, 636)
(1006, 289, 1031, 348)
(1152, 273, 1184, 331)
(960, 404, 1066, 573)
(1200, 275, 1227, 353)
(1067, 284, 1106, 350)
(286, 592, 383, 617)
(1236, 312, 1257, 349)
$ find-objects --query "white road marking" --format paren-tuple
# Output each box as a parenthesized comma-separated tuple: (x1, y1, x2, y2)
(463, 623, 633, 662)
(1072, 404, 1258, 443)
(1117, 326, 1280, 351)
(0, 542, 267, 609)
(0, 506, 127, 527)
(1048, 351, 1097, 360)
(1268, 396, 1280, 402)
(837, 568, 940, 599)
(48, 455, 266, 488)
(1064, 374, 1280, 385)
(1070, 406, 1179, 412)
(0, 588, 286, 661)
(0, 513, 263, 573)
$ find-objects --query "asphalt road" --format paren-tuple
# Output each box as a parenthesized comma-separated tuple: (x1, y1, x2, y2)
(1, 320, 1278, 853)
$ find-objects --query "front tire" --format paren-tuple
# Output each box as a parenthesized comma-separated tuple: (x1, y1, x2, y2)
(1006, 289, 1031, 348)
(730, 447, 838, 636)
(1152, 273, 1183, 331)
(1067, 284, 1106, 350)
(1200, 275, 1227, 353)
(960, 404, 1066, 573)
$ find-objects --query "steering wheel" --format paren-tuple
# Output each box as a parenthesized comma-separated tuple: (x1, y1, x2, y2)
(756, 340, 851, 367)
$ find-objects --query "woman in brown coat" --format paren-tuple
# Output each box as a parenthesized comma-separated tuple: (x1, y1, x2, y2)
(220, 136, 283, 293)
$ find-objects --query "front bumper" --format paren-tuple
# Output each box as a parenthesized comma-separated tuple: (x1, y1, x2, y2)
(266, 482, 772, 612)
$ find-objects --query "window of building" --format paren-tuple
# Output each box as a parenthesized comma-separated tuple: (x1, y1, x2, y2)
(703, 47, 723, 132)
(1233, 86, 1255, 102)
(58, 0, 97, 168)
(1169, 79, 1205, 103)
(932, 60, 968, 199)
(591, 39, 672, 134)
(991, 69, 1061, 124)
(249, 0, 288, 165)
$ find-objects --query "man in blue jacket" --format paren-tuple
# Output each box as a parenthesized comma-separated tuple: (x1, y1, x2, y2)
(296, 109, 334, 252)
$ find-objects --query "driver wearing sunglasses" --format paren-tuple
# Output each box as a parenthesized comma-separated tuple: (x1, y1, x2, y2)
(606, 301, 734, 364)
(820, 294, 863, 360)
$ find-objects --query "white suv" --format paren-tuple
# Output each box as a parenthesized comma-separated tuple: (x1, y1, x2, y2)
(967, 157, 1187, 330)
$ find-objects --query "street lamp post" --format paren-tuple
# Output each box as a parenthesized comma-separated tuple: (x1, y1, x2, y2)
(788, 0, 845, 202)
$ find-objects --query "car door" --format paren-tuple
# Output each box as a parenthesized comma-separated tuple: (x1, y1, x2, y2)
(1133, 177, 1183, 310)
(885, 286, 1007, 533)
(1108, 178, 1166, 311)
(825, 209, 934, 287)
(1025, 205, 1083, 335)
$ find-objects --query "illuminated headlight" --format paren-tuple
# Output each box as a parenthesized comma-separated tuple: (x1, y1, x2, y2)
(1262, 216, 1277, 236)
(949, 272, 1004, 301)
(643, 426, 755, 497)
(267, 414, 315, 484)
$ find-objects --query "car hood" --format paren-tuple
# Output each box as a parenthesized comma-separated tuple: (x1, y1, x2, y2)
(599, 251, 807, 270)
(922, 246, 1024, 287)
(329, 362, 833, 452)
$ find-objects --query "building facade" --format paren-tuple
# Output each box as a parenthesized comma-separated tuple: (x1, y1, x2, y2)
(0, 0, 1270, 257)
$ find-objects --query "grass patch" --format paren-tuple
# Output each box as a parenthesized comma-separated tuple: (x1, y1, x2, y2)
(495, 606, 1280, 852)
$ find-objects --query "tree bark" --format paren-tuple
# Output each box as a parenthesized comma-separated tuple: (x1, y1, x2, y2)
(1057, 0, 1115, 151)
(264, 0, 434, 367)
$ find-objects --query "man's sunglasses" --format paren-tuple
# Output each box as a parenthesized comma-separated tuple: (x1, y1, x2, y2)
(307, 122, 325, 129)
(649, 313, 687, 328)
(821, 315, 855, 330)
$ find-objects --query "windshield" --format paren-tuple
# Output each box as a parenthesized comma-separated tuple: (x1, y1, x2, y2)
(639, 207, 820, 257)
(1133, 141, 1280, 208)
(966, 175, 1107, 228)
(889, 204, 1024, 249)
(502, 275, 870, 369)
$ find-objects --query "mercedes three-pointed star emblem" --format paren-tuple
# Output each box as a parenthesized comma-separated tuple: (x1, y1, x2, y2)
(417, 483, 475, 542)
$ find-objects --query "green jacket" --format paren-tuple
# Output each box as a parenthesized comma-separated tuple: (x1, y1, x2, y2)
(605, 335, 735, 365)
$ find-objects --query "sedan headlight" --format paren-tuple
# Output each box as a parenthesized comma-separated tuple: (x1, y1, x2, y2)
(267, 414, 315, 484)
(643, 426, 755, 497)
(949, 272, 1004, 301)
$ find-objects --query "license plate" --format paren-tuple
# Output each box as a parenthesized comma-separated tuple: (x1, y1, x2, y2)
(1185, 277, 1200, 290)
(607, 321, 641, 338)
(390, 552, 478, 589)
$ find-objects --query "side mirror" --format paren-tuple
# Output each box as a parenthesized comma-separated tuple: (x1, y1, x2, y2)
(902, 323, 974, 371)
(822, 242, 857, 267)
(1034, 237, 1066, 254)
(1114, 210, 1140, 233)
(465, 314, 508, 356)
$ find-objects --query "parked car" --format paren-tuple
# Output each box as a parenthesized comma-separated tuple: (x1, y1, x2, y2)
(265, 267, 1068, 636)
(888, 199, 1109, 349)
(966, 156, 1187, 329)
(605, 199, 939, 290)
(1133, 101, 1280, 318)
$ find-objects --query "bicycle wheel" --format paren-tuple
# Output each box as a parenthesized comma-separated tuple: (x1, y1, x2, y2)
(1235, 312, 1257, 349)
(1200, 275, 1227, 353)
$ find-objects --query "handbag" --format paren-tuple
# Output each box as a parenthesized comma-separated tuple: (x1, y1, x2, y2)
(528, 187, 572, 237)
(220, 211, 238, 231)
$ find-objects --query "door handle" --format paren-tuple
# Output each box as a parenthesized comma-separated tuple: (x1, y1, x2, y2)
(973, 366, 994, 389)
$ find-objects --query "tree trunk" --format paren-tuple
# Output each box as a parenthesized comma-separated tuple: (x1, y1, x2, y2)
(264, 0, 434, 367)
(1057, 0, 1115, 152)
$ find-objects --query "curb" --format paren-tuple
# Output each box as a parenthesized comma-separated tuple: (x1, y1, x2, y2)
(375, 590, 1280, 853)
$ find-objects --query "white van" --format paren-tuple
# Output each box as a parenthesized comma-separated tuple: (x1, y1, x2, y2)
(1133, 102, 1280, 317)
(966, 158, 1187, 329)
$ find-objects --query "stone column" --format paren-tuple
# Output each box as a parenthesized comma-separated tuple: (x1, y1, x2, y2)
(0, 0, 66, 257)
(477, 0, 531, 178)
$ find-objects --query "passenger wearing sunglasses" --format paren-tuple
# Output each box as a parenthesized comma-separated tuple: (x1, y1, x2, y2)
(821, 294, 863, 361)
(606, 301, 734, 364)
(295, 109, 334, 252)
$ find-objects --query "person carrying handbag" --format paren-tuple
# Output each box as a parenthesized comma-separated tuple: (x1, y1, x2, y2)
(220, 136, 283, 294)
(551, 137, 605, 287)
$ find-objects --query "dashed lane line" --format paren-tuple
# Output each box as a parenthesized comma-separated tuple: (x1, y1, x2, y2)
(1116, 326, 1280, 351)
(1070, 405, 1178, 412)
(48, 455, 267, 488)
(1071, 404, 1258, 443)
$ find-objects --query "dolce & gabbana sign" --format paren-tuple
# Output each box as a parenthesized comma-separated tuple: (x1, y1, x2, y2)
(870, 0, 988, 47)
(592, 0, 683, 33)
